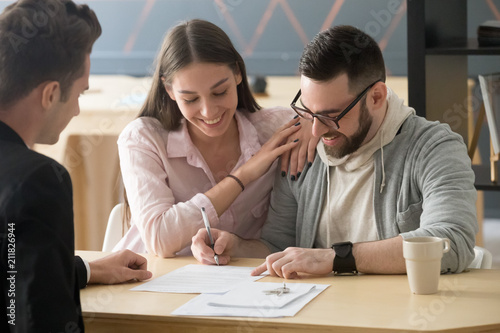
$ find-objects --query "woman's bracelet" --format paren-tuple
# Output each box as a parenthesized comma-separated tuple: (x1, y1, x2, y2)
(226, 174, 245, 192)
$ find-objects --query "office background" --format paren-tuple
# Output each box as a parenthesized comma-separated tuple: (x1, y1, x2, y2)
(1, 0, 499, 217)
(0, 0, 492, 77)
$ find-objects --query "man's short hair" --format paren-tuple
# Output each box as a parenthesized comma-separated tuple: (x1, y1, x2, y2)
(0, 0, 101, 107)
(299, 25, 386, 93)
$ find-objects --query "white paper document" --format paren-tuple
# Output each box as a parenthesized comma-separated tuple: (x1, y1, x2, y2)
(131, 264, 264, 294)
(171, 282, 329, 317)
(208, 282, 317, 308)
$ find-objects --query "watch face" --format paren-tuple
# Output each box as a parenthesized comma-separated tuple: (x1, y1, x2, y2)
(334, 242, 352, 258)
(336, 246, 349, 258)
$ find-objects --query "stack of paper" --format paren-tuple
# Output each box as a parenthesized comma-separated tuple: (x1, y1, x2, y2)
(478, 21, 500, 46)
(131, 264, 329, 318)
(172, 282, 329, 318)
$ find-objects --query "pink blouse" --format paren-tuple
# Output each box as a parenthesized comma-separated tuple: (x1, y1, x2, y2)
(113, 107, 294, 257)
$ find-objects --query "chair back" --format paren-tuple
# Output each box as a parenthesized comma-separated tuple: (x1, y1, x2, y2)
(102, 203, 128, 251)
(468, 246, 493, 269)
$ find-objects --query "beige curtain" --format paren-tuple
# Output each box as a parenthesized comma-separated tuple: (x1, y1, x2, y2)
(64, 134, 122, 250)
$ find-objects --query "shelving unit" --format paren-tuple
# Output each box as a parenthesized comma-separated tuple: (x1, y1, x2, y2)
(407, 0, 500, 246)
(407, 0, 500, 191)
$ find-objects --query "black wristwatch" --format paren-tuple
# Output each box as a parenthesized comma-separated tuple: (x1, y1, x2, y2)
(331, 241, 358, 275)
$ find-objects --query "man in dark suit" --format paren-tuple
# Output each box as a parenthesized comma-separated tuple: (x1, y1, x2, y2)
(0, 1, 152, 332)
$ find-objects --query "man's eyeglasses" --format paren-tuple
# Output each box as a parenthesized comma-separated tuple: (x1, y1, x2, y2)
(290, 79, 382, 130)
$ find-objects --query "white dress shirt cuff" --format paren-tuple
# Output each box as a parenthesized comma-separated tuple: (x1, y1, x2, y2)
(82, 258, 91, 283)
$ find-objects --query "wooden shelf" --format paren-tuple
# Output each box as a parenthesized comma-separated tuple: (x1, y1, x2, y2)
(426, 38, 500, 55)
(473, 164, 500, 191)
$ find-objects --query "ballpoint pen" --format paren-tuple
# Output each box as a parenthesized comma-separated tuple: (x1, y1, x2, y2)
(201, 207, 219, 265)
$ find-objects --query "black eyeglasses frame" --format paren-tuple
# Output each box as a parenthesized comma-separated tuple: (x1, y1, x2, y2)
(290, 79, 382, 130)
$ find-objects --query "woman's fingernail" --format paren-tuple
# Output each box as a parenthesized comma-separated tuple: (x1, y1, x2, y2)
(297, 172, 301, 179)
(294, 122, 301, 126)
(281, 171, 286, 177)
(293, 115, 299, 119)
(308, 162, 312, 167)
(293, 139, 299, 143)
(291, 175, 296, 181)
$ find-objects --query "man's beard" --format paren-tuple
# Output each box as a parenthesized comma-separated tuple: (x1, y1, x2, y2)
(323, 100, 373, 159)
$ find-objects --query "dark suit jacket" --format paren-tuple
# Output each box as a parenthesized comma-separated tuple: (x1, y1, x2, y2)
(0, 121, 86, 332)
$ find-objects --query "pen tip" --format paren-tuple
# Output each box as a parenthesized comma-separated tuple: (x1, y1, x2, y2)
(215, 255, 220, 266)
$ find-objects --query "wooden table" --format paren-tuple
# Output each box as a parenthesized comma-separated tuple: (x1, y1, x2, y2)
(78, 251, 500, 333)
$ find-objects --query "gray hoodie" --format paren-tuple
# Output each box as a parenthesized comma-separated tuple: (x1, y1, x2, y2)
(260, 91, 478, 273)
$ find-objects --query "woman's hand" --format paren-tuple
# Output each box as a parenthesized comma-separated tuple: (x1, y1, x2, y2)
(280, 117, 318, 180)
(233, 117, 301, 185)
(191, 228, 235, 265)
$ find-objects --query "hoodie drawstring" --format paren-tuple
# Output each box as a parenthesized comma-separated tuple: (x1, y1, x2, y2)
(379, 130, 386, 194)
(326, 165, 331, 243)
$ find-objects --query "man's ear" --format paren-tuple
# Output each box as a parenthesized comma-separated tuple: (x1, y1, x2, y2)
(369, 81, 387, 109)
(41, 81, 60, 110)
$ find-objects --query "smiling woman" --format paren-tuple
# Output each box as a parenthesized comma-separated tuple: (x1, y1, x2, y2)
(165, 62, 242, 144)
(113, 19, 318, 258)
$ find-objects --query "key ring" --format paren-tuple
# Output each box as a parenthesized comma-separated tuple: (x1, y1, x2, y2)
(263, 282, 290, 296)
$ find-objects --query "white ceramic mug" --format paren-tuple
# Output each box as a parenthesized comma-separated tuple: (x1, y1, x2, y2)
(402, 236, 450, 295)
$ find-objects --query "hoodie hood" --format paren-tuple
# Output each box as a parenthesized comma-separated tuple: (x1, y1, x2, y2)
(317, 87, 414, 171)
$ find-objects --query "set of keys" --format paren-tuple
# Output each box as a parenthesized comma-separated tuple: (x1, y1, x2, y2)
(263, 282, 290, 296)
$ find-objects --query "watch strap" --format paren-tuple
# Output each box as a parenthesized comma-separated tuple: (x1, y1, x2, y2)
(332, 241, 358, 275)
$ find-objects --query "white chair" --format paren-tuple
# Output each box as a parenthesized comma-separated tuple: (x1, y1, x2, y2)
(468, 246, 493, 269)
(102, 203, 128, 251)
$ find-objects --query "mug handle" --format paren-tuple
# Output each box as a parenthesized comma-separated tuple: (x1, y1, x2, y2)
(442, 238, 451, 254)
